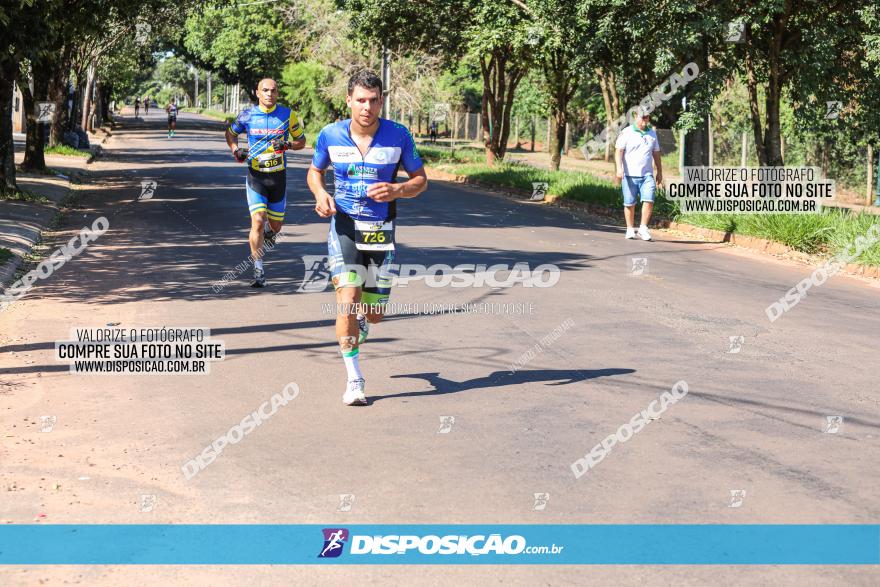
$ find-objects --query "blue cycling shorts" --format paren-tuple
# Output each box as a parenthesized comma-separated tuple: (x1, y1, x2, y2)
(246, 168, 286, 222)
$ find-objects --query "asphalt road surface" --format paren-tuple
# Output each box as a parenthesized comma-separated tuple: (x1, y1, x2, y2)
(1, 110, 879, 585)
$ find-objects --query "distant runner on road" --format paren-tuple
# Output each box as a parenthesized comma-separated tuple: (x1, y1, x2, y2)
(306, 69, 428, 406)
(225, 78, 306, 287)
(143, 97, 150, 116)
(165, 99, 178, 138)
(134, 97, 140, 118)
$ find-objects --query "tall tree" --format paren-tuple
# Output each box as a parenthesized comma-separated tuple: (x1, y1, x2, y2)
(182, 3, 287, 99)
(0, 0, 47, 191)
(344, 0, 532, 163)
(734, 0, 878, 166)
(520, 0, 595, 170)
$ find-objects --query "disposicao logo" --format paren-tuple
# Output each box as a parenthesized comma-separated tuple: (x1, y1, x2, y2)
(318, 528, 349, 558)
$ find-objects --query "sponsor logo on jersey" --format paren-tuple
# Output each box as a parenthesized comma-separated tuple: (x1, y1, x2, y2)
(347, 163, 379, 179)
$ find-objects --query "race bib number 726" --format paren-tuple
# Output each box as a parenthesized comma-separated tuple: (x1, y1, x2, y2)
(354, 220, 395, 251)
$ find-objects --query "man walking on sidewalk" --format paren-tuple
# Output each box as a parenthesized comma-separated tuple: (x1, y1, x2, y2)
(615, 107, 663, 241)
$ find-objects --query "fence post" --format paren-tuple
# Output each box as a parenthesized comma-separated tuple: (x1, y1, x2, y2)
(708, 114, 713, 166)
(546, 116, 551, 153)
(875, 148, 880, 207)
(564, 122, 571, 155)
(867, 144, 874, 206)
(531, 114, 537, 152)
(679, 130, 686, 177)
(514, 115, 519, 148)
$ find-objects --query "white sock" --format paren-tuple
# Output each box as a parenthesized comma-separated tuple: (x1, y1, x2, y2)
(342, 348, 363, 381)
(254, 259, 264, 271)
(639, 224, 648, 229)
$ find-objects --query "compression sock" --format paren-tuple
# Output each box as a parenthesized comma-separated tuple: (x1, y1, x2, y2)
(254, 259, 264, 271)
(342, 348, 363, 381)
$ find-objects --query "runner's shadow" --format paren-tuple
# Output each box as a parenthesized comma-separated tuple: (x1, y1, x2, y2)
(372, 368, 635, 402)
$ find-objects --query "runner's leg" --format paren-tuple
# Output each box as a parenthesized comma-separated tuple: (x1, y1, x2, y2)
(329, 214, 368, 403)
(249, 211, 267, 264)
(246, 176, 270, 280)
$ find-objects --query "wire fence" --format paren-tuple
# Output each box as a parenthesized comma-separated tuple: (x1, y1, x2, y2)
(386, 109, 565, 153)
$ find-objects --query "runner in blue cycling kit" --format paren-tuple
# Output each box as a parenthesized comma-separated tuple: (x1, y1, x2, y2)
(226, 78, 305, 287)
(307, 69, 428, 406)
(311, 118, 424, 301)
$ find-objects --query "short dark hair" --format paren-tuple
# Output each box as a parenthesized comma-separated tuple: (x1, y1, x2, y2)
(348, 69, 383, 96)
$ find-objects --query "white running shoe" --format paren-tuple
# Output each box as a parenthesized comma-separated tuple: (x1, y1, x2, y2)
(638, 226, 652, 241)
(343, 378, 367, 406)
(625, 227, 636, 239)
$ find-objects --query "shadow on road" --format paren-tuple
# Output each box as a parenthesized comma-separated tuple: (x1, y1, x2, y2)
(372, 367, 636, 402)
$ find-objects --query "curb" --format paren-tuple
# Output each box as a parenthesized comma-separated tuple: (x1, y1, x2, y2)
(0, 146, 93, 288)
(424, 165, 880, 280)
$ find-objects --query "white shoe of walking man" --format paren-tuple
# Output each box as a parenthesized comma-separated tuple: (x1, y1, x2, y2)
(615, 107, 663, 241)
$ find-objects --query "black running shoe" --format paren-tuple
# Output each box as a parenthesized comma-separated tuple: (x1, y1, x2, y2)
(251, 267, 266, 288)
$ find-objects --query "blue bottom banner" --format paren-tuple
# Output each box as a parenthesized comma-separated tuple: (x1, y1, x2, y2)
(0, 525, 878, 565)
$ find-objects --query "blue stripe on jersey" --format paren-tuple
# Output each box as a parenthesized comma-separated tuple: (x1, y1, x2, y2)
(230, 104, 303, 172)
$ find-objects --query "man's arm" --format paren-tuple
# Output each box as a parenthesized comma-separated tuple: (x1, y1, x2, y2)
(286, 111, 307, 150)
(366, 168, 428, 203)
(615, 148, 625, 183)
(652, 150, 663, 186)
(307, 166, 336, 217)
(225, 127, 239, 154)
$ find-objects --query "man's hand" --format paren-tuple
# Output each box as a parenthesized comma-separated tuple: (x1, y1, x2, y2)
(367, 182, 400, 203)
(655, 173, 663, 188)
(233, 147, 249, 163)
(314, 192, 337, 217)
(271, 138, 288, 152)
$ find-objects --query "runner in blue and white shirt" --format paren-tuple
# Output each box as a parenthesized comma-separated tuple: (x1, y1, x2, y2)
(307, 69, 428, 406)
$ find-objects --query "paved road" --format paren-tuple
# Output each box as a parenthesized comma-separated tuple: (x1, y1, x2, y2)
(1, 110, 879, 585)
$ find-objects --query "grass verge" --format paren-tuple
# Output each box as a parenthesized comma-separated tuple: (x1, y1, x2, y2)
(420, 146, 880, 266)
(45, 145, 89, 157)
(0, 247, 12, 265)
(182, 107, 236, 124)
(0, 188, 50, 204)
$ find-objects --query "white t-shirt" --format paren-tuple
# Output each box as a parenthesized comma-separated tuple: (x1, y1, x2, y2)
(615, 125, 660, 177)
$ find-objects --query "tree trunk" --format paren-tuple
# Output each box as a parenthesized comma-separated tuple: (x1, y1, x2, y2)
(80, 64, 96, 131)
(597, 67, 614, 162)
(47, 67, 67, 146)
(0, 59, 19, 193)
(546, 51, 572, 171)
(17, 65, 47, 172)
(744, 38, 768, 166)
(549, 112, 565, 171)
(479, 49, 524, 163)
(101, 84, 111, 122)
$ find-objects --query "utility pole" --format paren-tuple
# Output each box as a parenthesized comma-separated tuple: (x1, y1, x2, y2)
(206, 72, 212, 110)
(381, 46, 391, 118)
(194, 69, 199, 109)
